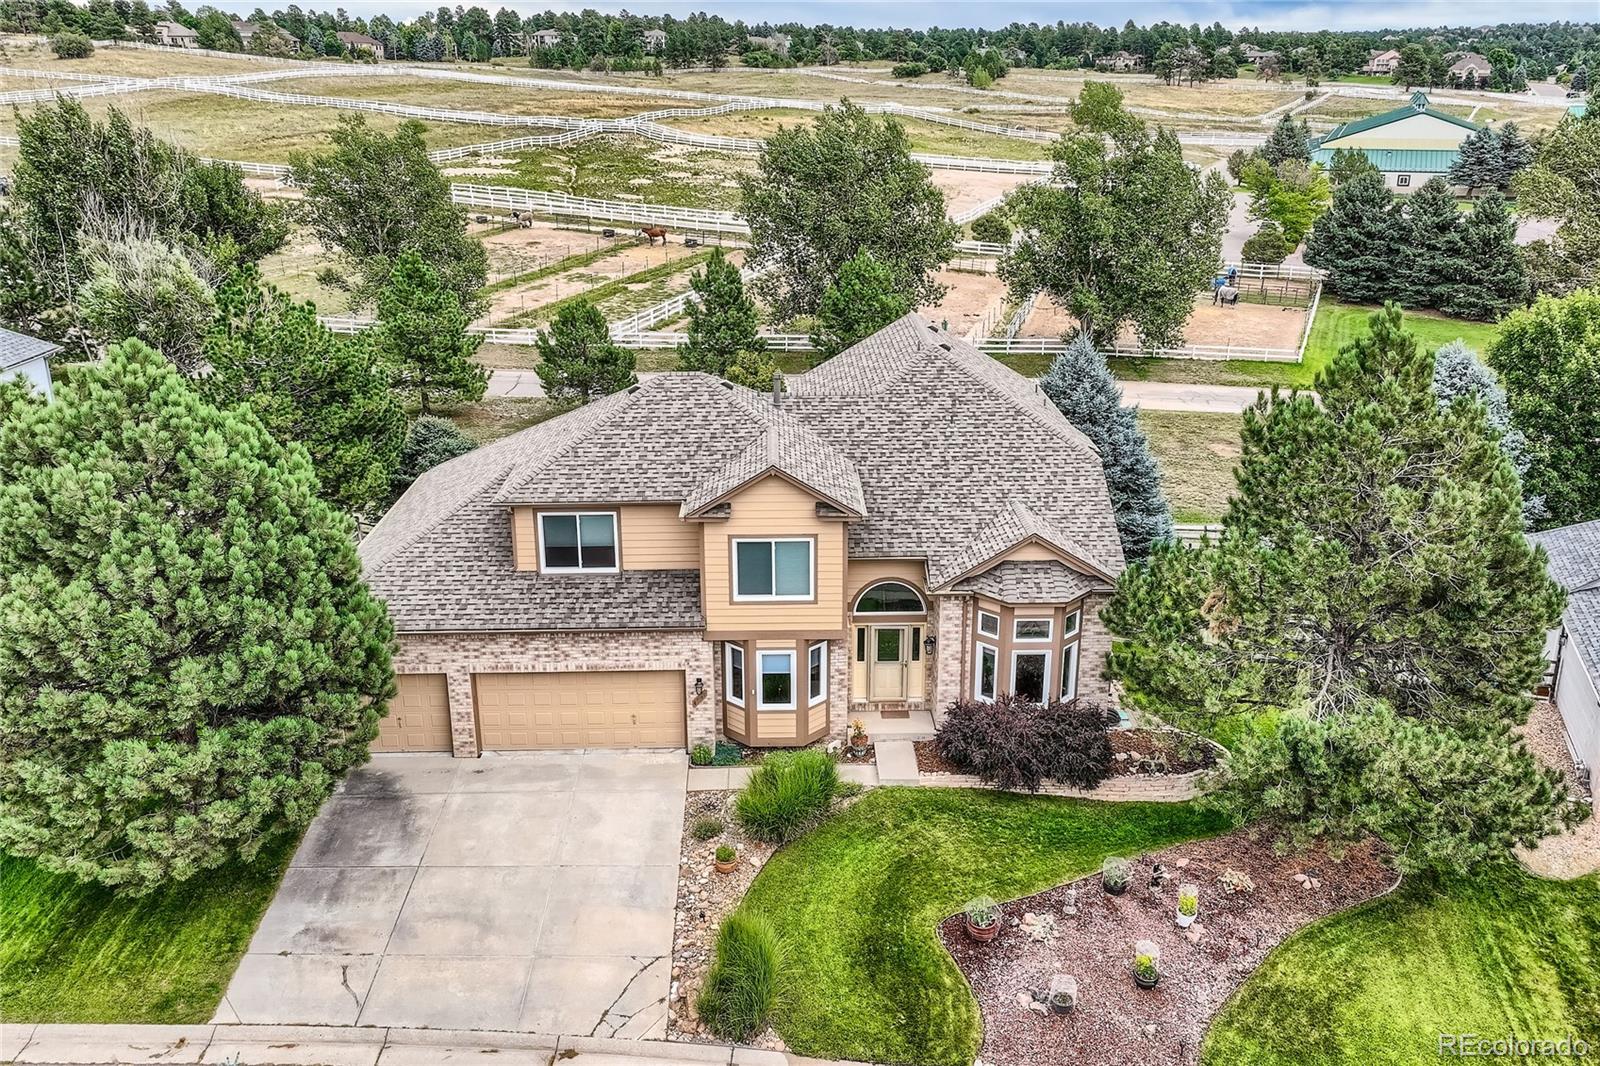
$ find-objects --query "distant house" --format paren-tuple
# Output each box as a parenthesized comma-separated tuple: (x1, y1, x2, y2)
(153, 20, 198, 47)
(642, 28, 667, 54)
(1095, 50, 1145, 72)
(336, 31, 385, 59)
(527, 28, 563, 49)
(1309, 91, 1481, 193)
(0, 327, 59, 401)
(746, 33, 790, 57)
(1449, 51, 1493, 88)
(1532, 519, 1600, 791)
(232, 20, 294, 51)
(231, 20, 261, 45)
(1238, 43, 1278, 64)
(1362, 48, 1402, 75)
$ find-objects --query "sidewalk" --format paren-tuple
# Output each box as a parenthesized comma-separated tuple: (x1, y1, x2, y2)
(0, 1023, 800, 1066)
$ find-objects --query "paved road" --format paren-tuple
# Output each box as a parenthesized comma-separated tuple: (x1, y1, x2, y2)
(221, 751, 685, 1038)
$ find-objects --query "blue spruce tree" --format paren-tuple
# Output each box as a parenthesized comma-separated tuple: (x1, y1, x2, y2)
(1039, 336, 1173, 559)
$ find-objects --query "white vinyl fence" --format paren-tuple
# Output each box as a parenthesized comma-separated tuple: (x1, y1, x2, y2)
(449, 183, 750, 234)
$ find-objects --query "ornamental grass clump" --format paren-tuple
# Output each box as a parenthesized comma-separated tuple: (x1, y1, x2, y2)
(697, 911, 784, 1040)
(733, 749, 840, 844)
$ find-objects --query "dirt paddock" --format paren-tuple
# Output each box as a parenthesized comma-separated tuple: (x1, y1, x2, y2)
(930, 169, 1037, 221)
(920, 269, 1009, 337)
(1021, 295, 1307, 353)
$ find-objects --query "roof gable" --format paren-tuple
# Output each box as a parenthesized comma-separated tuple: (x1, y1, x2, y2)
(1317, 93, 1480, 146)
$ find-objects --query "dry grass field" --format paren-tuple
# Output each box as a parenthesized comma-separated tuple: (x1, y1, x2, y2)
(0, 37, 294, 76)
(266, 74, 695, 118)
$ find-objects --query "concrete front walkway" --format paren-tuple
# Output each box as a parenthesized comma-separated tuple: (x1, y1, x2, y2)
(220, 751, 686, 1038)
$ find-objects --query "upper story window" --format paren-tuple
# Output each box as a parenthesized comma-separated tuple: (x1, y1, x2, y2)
(539, 512, 617, 572)
(733, 538, 813, 600)
(977, 610, 1001, 638)
(1014, 617, 1053, 642)
(853, 581, 925, 614)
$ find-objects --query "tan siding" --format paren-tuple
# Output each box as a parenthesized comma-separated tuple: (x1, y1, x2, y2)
(621, 504, 699, 571)
(511, 507, 539, 571)
(1323, 113, 1471, 150)
(808, 700, 827, 734)
(999, 541, 1068, 563)
(846, 558, 929, 607)
(701, 475, 847, 633)
(757, 713, 797, 740)
(725, 699, 746, 737)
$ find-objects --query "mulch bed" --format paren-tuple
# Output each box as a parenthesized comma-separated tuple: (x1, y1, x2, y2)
(913, 728, 1218, 780)
(940, 829, 1397, 1066)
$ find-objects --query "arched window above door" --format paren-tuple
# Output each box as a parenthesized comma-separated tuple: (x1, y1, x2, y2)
(853, 580, 926, 614)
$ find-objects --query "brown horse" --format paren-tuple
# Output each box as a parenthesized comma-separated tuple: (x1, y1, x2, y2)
(639, 226, 668, 246)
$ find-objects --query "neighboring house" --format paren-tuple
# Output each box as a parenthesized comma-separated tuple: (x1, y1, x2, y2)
(1449, 51, 1493, 88)
(1095, 50, 1145, 72)
(153, 20, 198, 47)
(642, 28, 667, 54)
(1309, 91, 1480, 193)
(232, 20, 260, 45)
(1532, 519, 1600, 789)
(336, 31, 385, 58)
(233, 20, 294, 51)
(527, 28, 563, 49)
(1239, 44, 1278, 64)
(747, 33, 790, 57)
(0, 327, 60, 400)
(361, 315, 1126, 757)
(1362, 48, 1402, 75)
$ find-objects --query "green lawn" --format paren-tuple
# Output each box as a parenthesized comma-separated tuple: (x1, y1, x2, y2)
(1204, 866, 1600, 1065)
(0, 839, 296, 1023)
(1304, 298, 1502, 371)
(735, 787, 1229, 1066)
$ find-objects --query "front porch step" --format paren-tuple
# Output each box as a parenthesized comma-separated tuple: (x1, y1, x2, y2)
(875, 739, 921, 786)
(853, 708, 938, 743)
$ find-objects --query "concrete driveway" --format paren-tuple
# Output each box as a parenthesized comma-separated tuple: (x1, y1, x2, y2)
(219, 750, 686, 1039)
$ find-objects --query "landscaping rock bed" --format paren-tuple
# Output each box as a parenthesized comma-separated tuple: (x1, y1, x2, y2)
(667, 790, 782, 1049)
(1108, 728, 1220, 776)
(941, 830, 1397, 1066)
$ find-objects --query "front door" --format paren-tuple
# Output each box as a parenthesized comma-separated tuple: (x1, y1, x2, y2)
(870, 626, 906, 700)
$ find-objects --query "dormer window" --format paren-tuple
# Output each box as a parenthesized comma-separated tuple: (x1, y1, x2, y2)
(733, 538, 813, 600)
(538, 511, 618, 572)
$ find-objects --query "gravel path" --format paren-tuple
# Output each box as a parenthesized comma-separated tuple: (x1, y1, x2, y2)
(1515, 701, 1599, 880)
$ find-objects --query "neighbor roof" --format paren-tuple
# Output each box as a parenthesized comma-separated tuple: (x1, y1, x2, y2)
(1314, 92, 1480, 146)
(1310, 147, 1460, 173)
(0, 327, 60, 373)
(362, 314, 1125, 633)
(1532, 519, 1600, 682)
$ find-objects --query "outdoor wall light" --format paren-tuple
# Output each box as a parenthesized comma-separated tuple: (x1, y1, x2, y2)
(923, 634, 938, 657)
(693, 677, 706, 698)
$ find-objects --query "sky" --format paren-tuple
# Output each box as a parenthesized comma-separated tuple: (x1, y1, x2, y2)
(332, 1, 1599, 32)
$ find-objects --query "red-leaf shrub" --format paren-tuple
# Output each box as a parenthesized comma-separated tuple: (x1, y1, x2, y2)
(935, 695, 1116, 791)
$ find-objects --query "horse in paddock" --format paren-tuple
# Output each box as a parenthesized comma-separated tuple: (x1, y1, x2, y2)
(639, 226, 668, 246)
(1213, 285, 1240, 306)
(510, 210, 535, 229)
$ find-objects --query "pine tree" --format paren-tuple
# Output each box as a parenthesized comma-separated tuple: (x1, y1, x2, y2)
(1039, 336, 1173, 560)
(201, 268, 406, 514)
(1240, 222, 1290, 264)
(1447, 125, 1502, 195)
(372, 250, 487, 415)
(0, 341, 395, 892)
(1303, 170, 1398, 303)
(809, 250, 913, 360)
(1495, 122, 1534, 187)
(1441, 191, 1527, 321)
(535, 299, 638, 402)
(1104, 304, 1575, 871)
(677, 248, 765, 378)
(1259, 114, 1311, 166)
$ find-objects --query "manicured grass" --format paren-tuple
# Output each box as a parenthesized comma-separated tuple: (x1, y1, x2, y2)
(0, 839, 296, 1023)
(1304, 297, 1502, 370)
(1138, 409, 1242, 523)
(735, 787, 1229, 1066)
(1204, 866, 1600, 1065)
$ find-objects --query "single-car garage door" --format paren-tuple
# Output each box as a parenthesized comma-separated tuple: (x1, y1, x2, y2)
(374, 673, 453, 752)
(474, 670, 686, 750)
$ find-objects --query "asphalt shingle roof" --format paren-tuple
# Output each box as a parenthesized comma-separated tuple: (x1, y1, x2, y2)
(0, 327, 60, 373)
(950, 559, 1107, 604)
(362, 314, 1125, 633)
(1532, 519, 1600, 682)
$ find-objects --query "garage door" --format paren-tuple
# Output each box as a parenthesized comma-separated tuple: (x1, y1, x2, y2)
(474, 670, 686, 750)
(373, 673, 453, 752)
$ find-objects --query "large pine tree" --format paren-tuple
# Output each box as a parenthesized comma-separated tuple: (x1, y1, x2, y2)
(1441, 191, 1527, 321)
(0, 342, 394, 892)
(1039, 336, 1172, 560)
(1397, 177, 1464, 309)
(1105, 305, 1576, 871)
(535, 299, 638, 402)
(1303, 170, 1397, 303)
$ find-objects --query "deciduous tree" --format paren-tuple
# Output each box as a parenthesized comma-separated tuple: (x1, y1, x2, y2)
(808, 250, 912, 359)
(1513, 109, 1600, 295)
(0, 341, 394, 893)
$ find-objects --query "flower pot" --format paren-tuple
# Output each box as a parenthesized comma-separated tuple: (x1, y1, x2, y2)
(714, 857, 739, 874)
(1133, 970, 1160, 990)
(966, 917, 999, 942)
(1103, 879, 1128, 896)
(1176, 911, 1196, 928)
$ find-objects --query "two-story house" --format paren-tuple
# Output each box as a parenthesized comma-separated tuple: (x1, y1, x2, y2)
(361, 316, 1125, 756)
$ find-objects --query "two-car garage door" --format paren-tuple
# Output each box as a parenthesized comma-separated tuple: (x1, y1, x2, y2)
(376, 670, 686, 752)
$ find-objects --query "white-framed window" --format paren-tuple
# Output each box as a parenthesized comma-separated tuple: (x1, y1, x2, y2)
(1011, 649, 1051, 703)
(1396, 174, 1411, 187)
(538, 511, 618, 572)
(853, 580, 925, 614)
(1013, 616, 1053, 642)
(975, 642, 999, 701)
(808, 641, 827, 705)
(977, 610, 1001, 638)
(1062, 609, 1081, 638)
(733, 538, 814, 600)
(1060, 642, 1080, 701)
(725, 643, 745, 706)
(757, 649, 796, 711)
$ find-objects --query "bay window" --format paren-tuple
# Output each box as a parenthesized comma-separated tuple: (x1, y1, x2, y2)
(757, 649, 796, 711)
(808, 641, 827, 705)
(725, 644, 745, 705)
